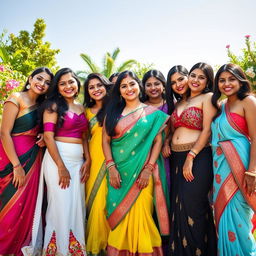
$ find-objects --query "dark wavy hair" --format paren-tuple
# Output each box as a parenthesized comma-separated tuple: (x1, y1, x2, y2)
(105, 70, 143, 136)
(142, 69, 166, 103)
(166, 65, 189, 115)
(22, 67, 54, 104)
(189, 62, 214, 95)
(109, 72, 120, 83)
(212, 63, 251, 119)
(39, 67, 81, 128)
(83, 73, 112, 126)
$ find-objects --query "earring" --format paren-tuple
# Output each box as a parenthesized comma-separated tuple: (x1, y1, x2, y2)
(120, 95, 123, 101)
(26, 84, 31, 89)
(90, 98, 93, 102)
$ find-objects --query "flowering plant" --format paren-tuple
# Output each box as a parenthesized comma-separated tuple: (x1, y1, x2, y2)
(0, 64, 26, 119)
(226, 35, 256, 90)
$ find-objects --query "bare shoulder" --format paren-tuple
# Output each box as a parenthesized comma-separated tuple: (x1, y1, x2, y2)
(202, 92, 213, 101)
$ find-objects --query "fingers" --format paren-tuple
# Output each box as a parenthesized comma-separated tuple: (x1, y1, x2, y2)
(183, 169, 194, 182)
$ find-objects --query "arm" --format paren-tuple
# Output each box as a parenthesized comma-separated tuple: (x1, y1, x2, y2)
(80, 132, 91, 183)
(137, 132, 163, 189)
(243, 96, 256, 196)
(43, 110, 71, 189)
(183, 93, 216, 182)
(162, 119, 173, 158)
(102, 121, 121, 189)
(1, 101, 26, 188)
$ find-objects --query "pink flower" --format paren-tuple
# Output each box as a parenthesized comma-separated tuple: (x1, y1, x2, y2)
(0, 65, 4, 72)
(226, 44, 230, 49)
(245, 35, 250, 39)
(5, 79, 20, 91)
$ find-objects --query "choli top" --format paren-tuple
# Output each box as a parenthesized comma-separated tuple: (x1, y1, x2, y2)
(44, 111, 88, 139)
(230, 112, 248, 136)
(171, 106, 203, 130)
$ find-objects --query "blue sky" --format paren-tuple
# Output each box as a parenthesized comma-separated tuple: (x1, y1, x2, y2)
(1, 0, 256, 76)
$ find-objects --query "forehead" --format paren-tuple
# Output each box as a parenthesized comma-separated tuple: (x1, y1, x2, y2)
(88, 78, 101, 85)
(191, 68, 205, 76)
(34, 72, 51, 80)
(219, 71, 233, 78)
(121, 76, 136, 84)
(146, 76, 160, 83)
(59, 72, 75, 81)
(171, 72, 186, 80)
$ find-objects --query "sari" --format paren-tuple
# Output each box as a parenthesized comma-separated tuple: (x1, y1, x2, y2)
(0, 93, 43, 256)
(107, 105, 170, 256)
(85, 108, 110, 256)
(211, 103, 256, 255)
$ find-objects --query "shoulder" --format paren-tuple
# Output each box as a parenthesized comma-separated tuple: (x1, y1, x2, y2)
(202, 92, 213, 101)
(5, 92, 22, 108)
(242, 95, 256, 109)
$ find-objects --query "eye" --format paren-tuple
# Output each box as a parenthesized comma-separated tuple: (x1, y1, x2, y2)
(46, 81, 51, 86)
(219, 78, 225, 83)
(178, 77, 184, 82)
(145, 83, 151, 87)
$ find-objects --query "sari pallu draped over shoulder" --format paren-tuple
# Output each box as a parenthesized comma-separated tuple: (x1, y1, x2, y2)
(107, 105, 170, 236)
(0, 104, 43, 256)
(211, 103, 256, 255)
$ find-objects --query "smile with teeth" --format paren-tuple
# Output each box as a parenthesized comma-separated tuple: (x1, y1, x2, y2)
(224, 87, 232, 92)
(93, 92, 102, 96)
(192, 83, 199, 87)
(36, 85, 44, 91)
(177, 87, 184, 91)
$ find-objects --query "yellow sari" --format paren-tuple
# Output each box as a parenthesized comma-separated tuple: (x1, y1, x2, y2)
(85, 108, 110, 255)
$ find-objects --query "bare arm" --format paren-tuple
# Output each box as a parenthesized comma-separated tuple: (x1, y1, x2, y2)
(102, 121, 121, 189)
(43, 110, 71, 189)
(80, 132, 91, 183)
(183, 93, 216, 182)
(243, 96, 256, 195)
(1, 102, 26, 188)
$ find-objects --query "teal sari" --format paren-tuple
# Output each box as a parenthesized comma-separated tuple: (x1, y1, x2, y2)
(211, 103, 256, 255)
(107, 105, 170, 236)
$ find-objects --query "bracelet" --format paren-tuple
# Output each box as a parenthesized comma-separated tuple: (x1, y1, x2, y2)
(187, 152, 196, 159)
(13, 163, 21, 169)
(106, 159, 114, 165)
(107, 162, 116, 169)
(190, 149, 197, 156)
(245, 171, 256, 177)
(144, 163, 156, 172)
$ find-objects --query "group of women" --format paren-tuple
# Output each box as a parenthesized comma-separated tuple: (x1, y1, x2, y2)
(0, 62, 255, 256)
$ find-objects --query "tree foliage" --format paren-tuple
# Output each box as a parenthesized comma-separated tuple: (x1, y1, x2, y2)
(226, 35, 256, 90)
(0, 19, 60, 76)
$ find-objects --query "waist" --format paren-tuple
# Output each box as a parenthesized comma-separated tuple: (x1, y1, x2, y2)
(171, 141, 210, 152)
(55, 137, 83, 144)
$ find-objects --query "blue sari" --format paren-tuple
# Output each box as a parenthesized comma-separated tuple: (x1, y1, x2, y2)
(211, 103, 256, 256)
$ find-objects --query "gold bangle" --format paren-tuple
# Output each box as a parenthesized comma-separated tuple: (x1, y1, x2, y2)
(245, 171, 256, 177)
(13, 163, 21, 169)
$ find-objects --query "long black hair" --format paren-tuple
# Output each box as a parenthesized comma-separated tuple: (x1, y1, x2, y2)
(212, 63, 251, 119)
(22, 67, 54, 104)
(189, 62, 214, 94)
(39, 67, 81, 128)
(142, 69, 166, 102)
(166, 65, 189, 115)
(105, 70, 143, 136)
(83, 73, 112, 126)
(109, 72, 120, 83)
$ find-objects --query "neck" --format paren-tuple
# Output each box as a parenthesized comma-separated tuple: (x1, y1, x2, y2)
(190, 92, 201, 98)
(227, 94, 238, 104)
(95, 100, 103, 109)
(148, 96, 163, 105)
(26, 90, 39, 104)
(65, 97, 75, 105)
(125, 98, 142, 109)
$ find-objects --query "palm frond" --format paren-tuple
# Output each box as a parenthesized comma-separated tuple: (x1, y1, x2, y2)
(0, 46, 10, 63)
(80, 53, 100, 73)
(111, 47, 120, 60)
(104, 56, 114, 78)
(117, 59, 137, 72)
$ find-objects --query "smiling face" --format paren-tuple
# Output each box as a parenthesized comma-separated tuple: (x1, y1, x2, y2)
(144, 77, 164, 100)
(188, 68, 207, 94)
(218, 71, 241, 97)
(119, 75, 140, 102)
(170, 72, 189, 96)
(29, 72, 51, 95)
(58, 72, 79, 99)
(88, 78, 107, 101)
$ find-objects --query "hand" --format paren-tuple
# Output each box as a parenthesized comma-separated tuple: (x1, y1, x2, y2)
(109, 166, 121, 189)
(36, 133, 46, 147)
(136, 168, 151, 189)
(80, 160, 90, 183)
(183, 156, 194, 182)
(243, 173, 256, 196)
(162, 144, 171, 158)
(12, 165, 26, 188)
(58, 165, 71, 189)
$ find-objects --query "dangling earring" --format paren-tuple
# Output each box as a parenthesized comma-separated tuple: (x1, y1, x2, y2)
(120, 95, 123, 101)
(26, 84, 31, 89)
(74, 92, 78, 98)
(89, 98, 93, 102)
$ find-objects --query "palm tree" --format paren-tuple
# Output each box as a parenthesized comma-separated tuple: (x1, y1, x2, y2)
(77, 47, 137, 80)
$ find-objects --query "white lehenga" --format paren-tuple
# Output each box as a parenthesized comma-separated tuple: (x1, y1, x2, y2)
(22, 141, 86, 256)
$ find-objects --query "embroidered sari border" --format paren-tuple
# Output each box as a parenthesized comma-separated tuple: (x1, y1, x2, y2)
(107, 245, 163, 256)
(87, 161, 107, 216)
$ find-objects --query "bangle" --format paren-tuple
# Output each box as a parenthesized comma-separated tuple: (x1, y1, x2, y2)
(107, 162, 116, 169)
(13, 163, 21, 169)
(144, 163, 156, 172)
(245, 171, 256, 177)
(106, 159, 114, 165)
(187, 152, 195, 159)
(190, 149, 197, 156)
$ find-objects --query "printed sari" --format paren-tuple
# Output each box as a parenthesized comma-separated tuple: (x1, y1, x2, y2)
(106, 105, 170, 256)
(85, 108, 110, 256)
(211, 103, 256, 255)
(0, 94, 43, 256)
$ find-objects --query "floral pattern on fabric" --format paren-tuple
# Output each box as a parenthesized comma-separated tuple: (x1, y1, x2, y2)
(45, 231, 57, 256)
(69, 230, 85, 256)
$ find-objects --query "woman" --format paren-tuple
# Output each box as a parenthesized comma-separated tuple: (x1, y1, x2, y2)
(211, 64, 256, 255)
(166, 64, 217, 256)
(84, 73, 111, 255)
(0, 67, 53, 256)
(102, 71, 170, 256)
(22, 68, 90, 255)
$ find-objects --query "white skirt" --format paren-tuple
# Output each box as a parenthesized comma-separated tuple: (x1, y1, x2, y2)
(22, 141, 86, 256)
